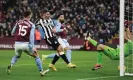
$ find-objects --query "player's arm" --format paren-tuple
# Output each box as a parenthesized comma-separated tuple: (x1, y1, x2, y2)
(35, 19, 46, 39)
(11, 23, 17, 36)
(126, 28, 131, 40)
(125, 27, 132, 40)
(38, 26, 45, 39)
(29, 24, 36, 52)
(52, 20, 65, 33)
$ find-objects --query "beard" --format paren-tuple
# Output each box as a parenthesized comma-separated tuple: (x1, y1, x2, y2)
(59, 20, 64, 23)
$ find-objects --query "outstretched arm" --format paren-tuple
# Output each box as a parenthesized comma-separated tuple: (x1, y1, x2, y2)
(124, 27, 132, 41)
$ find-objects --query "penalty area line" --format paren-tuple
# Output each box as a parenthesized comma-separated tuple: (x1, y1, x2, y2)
(76, 76, 120, 80)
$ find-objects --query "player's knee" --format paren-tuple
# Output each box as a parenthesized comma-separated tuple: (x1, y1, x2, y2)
(59, 52, 65, 55)
(97, 44, 105, 50)
(64, 47, 70, 51)
(56, 53, 60, 56)
(97, 47, 102, 50)
(32, 53, 39, 58)
(67, 49, 72, 53)
(57, 45, 64, 52)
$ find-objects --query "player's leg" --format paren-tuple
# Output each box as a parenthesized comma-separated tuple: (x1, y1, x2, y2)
(7, 43, 22, 74)
(48, 37, 76, 71)
(63, 39, 72, 62)
(41, 39, 59, 61)
(42, 38, 68, 61)
(87, 37, 118, 59)
(49, 44, 69, 71)
(87, 37, 99, 47)
(42, 53, 56, 61)
(25, 44, 49, 76)
(45, 38, 60, 71)
(92, 50, 103, 70)
(92, 45, 117, 70)
(97, 44, 119, 60)
(86, 37, 103, 70)
(57, 38, 72, 62)
(87, 37, 118, 70)
(92, 45, 119, 71)
(56, 45, 76, 68)
(65, 48, 72, 62)
(42, 38, 72, 62)
(10, 50, 22, 66)
(56, 38, 73, 65)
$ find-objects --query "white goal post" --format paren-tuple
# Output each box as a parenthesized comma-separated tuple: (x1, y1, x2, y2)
(119, 0, 125, 76)
(120, 0, 133, 76)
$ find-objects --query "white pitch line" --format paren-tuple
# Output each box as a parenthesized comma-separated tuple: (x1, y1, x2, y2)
(77, 76, 119, 80)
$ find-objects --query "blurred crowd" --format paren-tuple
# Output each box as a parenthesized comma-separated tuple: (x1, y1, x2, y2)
(0, 0, 120, 42)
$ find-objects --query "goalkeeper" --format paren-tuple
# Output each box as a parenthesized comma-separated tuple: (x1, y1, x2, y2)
(87, 26, 133, 70)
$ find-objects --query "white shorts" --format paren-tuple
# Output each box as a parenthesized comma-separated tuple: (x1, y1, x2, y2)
(58, 38, 70, 49)
(14, 42, 33, 56)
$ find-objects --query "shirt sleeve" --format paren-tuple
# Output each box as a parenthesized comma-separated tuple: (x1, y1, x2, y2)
(35, 19, 42, 29)
(51, 20, 55, 27)
(54, 20, 64, 32)
(38, 27, 45, 39)
(11, 23, 17, 35)
(29, 24, 35, 47)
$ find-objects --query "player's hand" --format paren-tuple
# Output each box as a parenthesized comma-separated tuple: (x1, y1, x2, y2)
(64, 28, 68, 32)
(63, 28, 67, 31)
(66, 24, 71, 28)
(52, 28, 56, 33)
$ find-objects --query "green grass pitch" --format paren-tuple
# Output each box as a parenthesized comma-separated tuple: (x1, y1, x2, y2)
(0, 50, 132, 80)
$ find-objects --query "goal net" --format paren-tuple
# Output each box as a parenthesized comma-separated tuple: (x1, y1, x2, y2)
(120, 0, 133, 76)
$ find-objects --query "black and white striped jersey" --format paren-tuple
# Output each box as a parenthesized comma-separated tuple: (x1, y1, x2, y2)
(35, 18, 55, 39)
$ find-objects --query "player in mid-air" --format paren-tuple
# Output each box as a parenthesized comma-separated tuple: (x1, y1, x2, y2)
(42, 13, 72, 63)
(35, 9, 76, 71)
(6, 10, 49, 76)
(87, 24, 133, 70)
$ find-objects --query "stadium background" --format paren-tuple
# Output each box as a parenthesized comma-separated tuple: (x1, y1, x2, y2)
(0, 0, 120, 50)
(0, 0, 133, 80)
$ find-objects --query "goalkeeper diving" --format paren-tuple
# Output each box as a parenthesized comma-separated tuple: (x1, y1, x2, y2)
(87, 25, 133, 70)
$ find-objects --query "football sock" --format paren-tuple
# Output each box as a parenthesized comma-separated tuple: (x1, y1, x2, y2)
(35, 57, 43, 72)
(11, 56, 20, 67)
(60, 54, 70, 64)
(89, 38, 98, 47)
(51, 54, 60, 65)
(66, 50, 72, 62)
(97, 51, 103, 65)
(47, 53, 56, 59)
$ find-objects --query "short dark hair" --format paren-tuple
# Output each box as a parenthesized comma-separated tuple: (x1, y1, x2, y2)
(40, 8, 49, 13)
(23, 10, 31, 17)
(57, 12, 64, 18)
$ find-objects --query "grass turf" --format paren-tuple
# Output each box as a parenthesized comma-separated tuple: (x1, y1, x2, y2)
(0, 50, 132, 80)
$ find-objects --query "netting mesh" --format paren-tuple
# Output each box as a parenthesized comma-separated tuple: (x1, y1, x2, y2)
(124, 0, 133, 74)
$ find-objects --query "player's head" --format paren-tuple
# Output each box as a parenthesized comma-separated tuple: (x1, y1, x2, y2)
(124, 20, 129, 29)
(23, 10, 32, 20)
(124, 20, 131, 32)
(58, 13, 64, 23)
(41, 9, 51, 19)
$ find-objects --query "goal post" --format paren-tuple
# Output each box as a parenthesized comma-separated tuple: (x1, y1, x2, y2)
(119, 0, 125, 77)
(120, 0, 133, 76)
